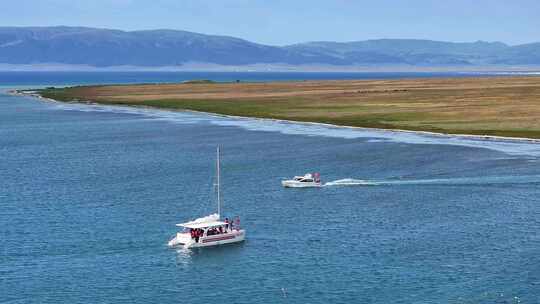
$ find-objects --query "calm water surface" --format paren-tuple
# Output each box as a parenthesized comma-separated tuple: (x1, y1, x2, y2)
(1, 72, 540, 303)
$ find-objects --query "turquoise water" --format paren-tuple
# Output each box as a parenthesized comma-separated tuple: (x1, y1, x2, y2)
(0, 70, 507, 86)
(1, 72, 540, 303)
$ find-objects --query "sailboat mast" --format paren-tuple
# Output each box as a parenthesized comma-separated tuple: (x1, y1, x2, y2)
(216, 146, 221, 217)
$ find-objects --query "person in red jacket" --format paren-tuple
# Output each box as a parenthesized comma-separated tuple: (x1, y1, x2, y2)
(194, 229, 200, 243)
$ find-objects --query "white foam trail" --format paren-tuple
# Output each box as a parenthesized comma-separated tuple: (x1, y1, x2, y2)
(377, 175, 540, 186)
(44, 101, 540, 157)
(324, 175, 540, 187)
(324, 178, 379, 186)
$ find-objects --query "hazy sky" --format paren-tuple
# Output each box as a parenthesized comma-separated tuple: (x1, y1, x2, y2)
(2, 0, 539, 45)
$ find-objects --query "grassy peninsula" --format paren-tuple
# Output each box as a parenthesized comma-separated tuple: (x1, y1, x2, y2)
(38, 76, 540, 139)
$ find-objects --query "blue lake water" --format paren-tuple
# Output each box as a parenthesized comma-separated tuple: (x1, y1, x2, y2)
(1, 72, 540, 303)
(0, 70, 517, 86)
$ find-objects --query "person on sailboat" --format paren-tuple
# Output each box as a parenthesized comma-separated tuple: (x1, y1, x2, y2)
(234, 217, 240, 230)
(194, 229, 200, 243)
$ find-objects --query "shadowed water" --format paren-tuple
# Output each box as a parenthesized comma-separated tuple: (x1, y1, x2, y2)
(1, 72, 540, 304)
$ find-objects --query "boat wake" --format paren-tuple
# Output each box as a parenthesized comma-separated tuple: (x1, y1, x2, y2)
(383, 175, 540, 185)
(322, 175, 540, 187)
(323, 178, 379, 187)
(377, 175, 540, 186)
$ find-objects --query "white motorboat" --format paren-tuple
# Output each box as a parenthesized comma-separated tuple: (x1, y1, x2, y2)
(168, 147, 245, 249)
(281, 172, 322, 188)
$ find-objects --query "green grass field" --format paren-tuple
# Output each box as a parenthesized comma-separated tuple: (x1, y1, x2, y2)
(37, 76, 540, 139)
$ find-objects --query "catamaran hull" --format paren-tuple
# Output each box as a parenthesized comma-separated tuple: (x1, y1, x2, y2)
(168, 230, 246, 249)
(168, 232, 192, 247)
(281, 180, 322, 188)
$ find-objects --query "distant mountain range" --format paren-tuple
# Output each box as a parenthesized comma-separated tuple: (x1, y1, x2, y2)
(1, 26, 539, 70)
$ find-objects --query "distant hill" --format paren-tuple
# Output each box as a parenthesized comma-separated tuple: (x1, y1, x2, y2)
(0, 26, 539, 69)
(285, 39, 510, 65)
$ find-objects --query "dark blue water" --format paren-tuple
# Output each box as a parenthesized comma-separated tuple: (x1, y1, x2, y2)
(2, 72, 540, 303)
(0, 70, 513, 86)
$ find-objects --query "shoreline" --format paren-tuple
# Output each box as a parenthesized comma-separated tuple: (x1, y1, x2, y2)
(10, 89, 540, 144)
(2, 64, 540, 73)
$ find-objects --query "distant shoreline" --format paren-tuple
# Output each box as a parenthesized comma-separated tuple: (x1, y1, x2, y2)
(1, 63, 540, 73)
(11, 85, 540, 144)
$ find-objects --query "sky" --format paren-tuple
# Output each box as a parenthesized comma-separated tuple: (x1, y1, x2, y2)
(2, 0, 539, 46)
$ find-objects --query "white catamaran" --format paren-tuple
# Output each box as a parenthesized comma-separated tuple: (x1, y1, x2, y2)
(168, 147, 245, 249)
